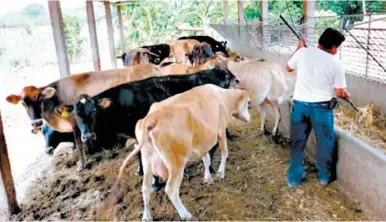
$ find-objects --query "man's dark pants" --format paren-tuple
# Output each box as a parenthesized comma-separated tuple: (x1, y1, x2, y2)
(288, 100, 335, 185)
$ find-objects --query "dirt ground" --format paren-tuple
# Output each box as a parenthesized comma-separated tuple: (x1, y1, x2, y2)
(9, 110, 369, 221)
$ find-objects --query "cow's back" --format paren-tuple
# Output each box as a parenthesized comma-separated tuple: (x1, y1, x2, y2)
(54, 64, 160, 104)
(148, 85, 225, 151)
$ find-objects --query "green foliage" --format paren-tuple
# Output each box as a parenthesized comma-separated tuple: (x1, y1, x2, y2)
(63, 16, 85, 62)
(22, 3, 45, 18)
(268, 0, 303, 20)
(116, 0, 225, 51)
(244, 1, 261, 21)
(366, 1, 386, 13)
(114, 0, 385, 52)
(318, 0, 363, 15)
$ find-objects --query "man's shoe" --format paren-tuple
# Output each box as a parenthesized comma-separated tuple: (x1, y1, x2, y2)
(288, 172, 307, 188)
(320, 180, 329, 187)
(288, 181, 300, 188)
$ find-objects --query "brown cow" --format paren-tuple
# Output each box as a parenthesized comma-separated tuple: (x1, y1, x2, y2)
(115, 84, 250, 220)
(166, 39, 200, 65)
(5, 64, 162, 171)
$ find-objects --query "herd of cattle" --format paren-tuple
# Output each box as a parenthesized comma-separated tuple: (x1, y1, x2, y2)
(5, 35, 292, 220)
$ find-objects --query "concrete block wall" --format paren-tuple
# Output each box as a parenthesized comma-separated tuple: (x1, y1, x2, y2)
(210, 24, 386, 219)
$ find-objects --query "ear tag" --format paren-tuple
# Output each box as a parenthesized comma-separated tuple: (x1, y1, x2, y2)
(61, 110, 70, 118)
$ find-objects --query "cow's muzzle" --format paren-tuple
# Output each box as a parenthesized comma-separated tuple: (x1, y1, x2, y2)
(81, 133, 96, 143)
(31, 119, 43, 128)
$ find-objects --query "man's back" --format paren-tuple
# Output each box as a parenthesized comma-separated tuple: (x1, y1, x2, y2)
(289, 47, 346, 102)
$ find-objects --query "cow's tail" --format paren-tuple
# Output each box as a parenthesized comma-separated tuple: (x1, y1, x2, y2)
(102, 117, 158, 217)
(117, 116, 157, 180)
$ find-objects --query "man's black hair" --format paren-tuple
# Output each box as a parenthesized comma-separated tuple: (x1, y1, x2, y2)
(318, 28, 346, 49)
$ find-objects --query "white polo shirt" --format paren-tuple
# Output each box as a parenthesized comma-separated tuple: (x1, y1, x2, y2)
(288, 47, 347, 102)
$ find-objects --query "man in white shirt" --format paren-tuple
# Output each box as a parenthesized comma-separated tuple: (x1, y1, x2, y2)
(286, 28, 350, 187)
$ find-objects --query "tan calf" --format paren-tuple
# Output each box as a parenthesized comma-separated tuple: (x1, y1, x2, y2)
(219, 56, 292, 137)
(166, 39, 200, 65)
(115, 84, 250, 220)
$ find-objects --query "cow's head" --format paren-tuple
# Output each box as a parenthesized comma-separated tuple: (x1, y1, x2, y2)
(6, 86, 57, 129)
(232, 89, 251, 123)
(213, 41, 229, 57)
(190, 42, 215, 66)
(55, 95, 111, 143)
(121, 48, 160, 67)
(215, 66, 240, 89)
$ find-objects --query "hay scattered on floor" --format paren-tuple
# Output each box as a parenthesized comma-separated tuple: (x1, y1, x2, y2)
(11, 110, 369, 221)
(335, 103, 386, 152)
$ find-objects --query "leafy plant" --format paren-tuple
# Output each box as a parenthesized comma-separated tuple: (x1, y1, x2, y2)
(63, 16, 85, 62)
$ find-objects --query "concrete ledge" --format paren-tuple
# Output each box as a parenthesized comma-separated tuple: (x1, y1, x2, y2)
(210, 24, 386, 220)
(335, 126, 386, 220)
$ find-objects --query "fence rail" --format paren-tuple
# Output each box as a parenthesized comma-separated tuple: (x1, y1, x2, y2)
(239, 14, 386, 83)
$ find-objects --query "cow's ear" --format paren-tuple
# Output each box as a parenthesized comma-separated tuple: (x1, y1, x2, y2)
(6, 94, 22, 104)
(133, 52, 141, 65)
(41, 87, 56, 99)
(55, 105, 73, 118)
(98, 98, 112, 109)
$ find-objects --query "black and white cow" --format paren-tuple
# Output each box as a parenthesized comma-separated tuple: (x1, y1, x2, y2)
(118, 44, 171, 67)
(178, 35, 229, 57)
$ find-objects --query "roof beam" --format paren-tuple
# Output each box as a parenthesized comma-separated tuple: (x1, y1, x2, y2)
(104, 1, 117, 68)
(223, 0, 229, 24)
(48, 0, 70, 77)
(117, 5, 126, 54)
(237, 0, 245, 25)
(86, 1, 101, 71)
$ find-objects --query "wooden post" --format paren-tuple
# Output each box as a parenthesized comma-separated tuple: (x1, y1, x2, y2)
(237, 0, 245, 25)
(48, 0, 70, 77)
(302, 0, 316, 42)
(117, 5, 126, 54)
(260, 0, 268, 25)
(0, 110, 20, 215)
(104, 1, 117, 68)
(86, 1, 101, 72)
(259, 0, 269, 49)
(223, 0, 229, 24)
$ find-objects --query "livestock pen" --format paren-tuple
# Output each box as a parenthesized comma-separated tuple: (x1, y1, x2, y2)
(0, 0, 385, 221)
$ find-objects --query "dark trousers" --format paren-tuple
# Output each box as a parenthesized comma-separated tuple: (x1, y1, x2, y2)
(288, 100, 335, 184)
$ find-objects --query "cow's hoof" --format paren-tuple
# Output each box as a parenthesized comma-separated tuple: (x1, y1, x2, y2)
(77, 163, 90, 172)
(263, 129, 271, 135)
(152, 182, 165, 192)
(45, 147, 54, 156)
(226, 133, 236, 140)
(135, 169, 144, 177)
(204, 177, 214, 184)
(216, 171, 225, 179)
(181, 212, 193, 221)
(271, 134, 280, 144)
(10, 204, 21, 215)
(209, 165, 216, 174)
(142, 214, 153, 221)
